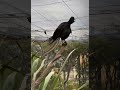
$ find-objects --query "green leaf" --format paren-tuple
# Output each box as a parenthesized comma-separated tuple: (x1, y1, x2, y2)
(41, 71, 54, 90)
(32, 58, 39, 75)
(33, 59, 46, 81)
(37, 59, 46, 72)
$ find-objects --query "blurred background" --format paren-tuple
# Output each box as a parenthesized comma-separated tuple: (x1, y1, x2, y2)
(31, 0, 89, 42)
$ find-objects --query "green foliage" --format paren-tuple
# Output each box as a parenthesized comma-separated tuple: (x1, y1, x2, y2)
(50, 49, 77, 90)
(31, 41, 89, 90)
(42, 71, 54, 90)
(63, 41, 88, 58)
(31, 58, 40, 75)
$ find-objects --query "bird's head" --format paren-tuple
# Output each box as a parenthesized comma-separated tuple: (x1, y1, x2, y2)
(68, 17, 75, 24)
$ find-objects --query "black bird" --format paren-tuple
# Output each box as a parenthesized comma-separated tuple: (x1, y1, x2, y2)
(49, 17, 75, 44)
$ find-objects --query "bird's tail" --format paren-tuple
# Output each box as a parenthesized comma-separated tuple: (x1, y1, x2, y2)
(48, 36, 54, 44)
(42, 37, 60, 56)
(46, 36, 60, 44)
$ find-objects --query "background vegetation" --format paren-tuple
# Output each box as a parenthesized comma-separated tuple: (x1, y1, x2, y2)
(31, 40, 89, 90)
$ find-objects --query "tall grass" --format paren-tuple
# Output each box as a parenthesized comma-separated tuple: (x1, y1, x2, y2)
(31, 48, 77, 90)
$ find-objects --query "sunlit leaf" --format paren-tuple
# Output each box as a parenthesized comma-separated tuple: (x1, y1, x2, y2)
(31, 58, 39, 75)
(41, 71, 54, 90)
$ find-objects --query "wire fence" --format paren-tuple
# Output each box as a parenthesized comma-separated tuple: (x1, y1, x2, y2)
(1, 0, 119, 40)
(31, 0, 89, 40)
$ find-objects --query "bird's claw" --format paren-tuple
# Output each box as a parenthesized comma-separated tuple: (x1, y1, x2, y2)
(62, 41, 67, 46)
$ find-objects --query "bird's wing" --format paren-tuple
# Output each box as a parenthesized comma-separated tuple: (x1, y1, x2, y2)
(52, 22, 66, 39)
(57, 22, 66, 29)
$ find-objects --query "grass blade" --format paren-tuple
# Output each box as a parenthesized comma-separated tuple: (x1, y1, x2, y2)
(50, 49, 77, 90)
(32, 58, 39, 75)
(41, 71, 54, 90)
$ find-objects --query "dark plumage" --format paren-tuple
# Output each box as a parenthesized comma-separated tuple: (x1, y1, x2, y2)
(49, 17, 75, 44)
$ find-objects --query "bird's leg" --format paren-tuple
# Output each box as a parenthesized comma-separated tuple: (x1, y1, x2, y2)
(62, 40, 67, 46)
